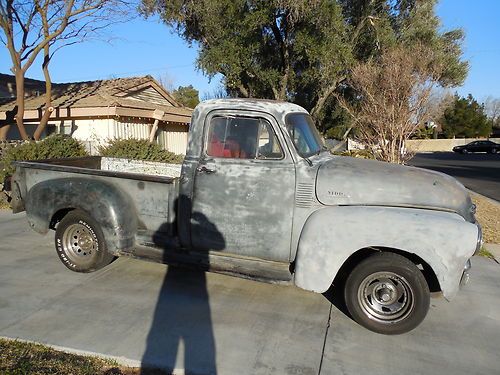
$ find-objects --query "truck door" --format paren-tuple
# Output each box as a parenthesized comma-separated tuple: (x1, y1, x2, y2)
(191, 111, 295, 262)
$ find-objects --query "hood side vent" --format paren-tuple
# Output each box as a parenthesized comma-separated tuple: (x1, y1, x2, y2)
(296, 182, 315, 208)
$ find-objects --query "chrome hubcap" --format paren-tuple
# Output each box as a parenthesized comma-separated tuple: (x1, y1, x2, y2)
(62, 223, 97, 263)
(358, 272, 414, 323)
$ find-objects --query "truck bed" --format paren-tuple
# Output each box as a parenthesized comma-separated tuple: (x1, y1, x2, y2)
(12, 156, 181, 238)
(13, 156, 181, 182)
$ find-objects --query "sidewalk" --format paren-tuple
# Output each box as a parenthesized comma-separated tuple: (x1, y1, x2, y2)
(484, 243, 500, 263)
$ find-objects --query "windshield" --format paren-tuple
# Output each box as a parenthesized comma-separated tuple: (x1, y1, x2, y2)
(285, 113, 324, 158)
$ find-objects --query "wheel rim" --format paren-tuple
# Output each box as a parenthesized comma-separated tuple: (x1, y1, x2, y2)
(357, 272, 415, 323)
(62, 223, 97, 265)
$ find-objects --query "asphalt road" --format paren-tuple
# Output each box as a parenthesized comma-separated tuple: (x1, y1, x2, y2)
(409, 152, 500, 201)
(1, 211, 500, 375)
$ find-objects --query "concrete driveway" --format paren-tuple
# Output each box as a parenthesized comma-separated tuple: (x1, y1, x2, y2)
(1, 210, 499, 375)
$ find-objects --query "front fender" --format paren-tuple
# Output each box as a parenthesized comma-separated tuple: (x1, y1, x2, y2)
(26, 177, 137, 254)
(294, 206, 478, 300)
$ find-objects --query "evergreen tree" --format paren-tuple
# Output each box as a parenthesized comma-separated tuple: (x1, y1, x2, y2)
(172, 85, 200, 108)
(441, 95, 492, 138)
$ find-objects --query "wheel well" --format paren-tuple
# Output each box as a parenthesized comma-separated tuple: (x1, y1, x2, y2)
(49, 208, 75, 230)
(333, 247, 441, 293)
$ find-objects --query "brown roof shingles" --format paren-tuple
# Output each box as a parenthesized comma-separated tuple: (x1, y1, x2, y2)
(0, 74, 192, 123)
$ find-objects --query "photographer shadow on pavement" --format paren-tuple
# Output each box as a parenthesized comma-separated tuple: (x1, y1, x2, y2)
(141, 198, 224, 375)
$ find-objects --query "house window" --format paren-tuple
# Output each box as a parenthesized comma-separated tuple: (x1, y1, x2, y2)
(46, 124, 57, 136)
(206, 116, 283, 160)
(60, 120, 74, 135)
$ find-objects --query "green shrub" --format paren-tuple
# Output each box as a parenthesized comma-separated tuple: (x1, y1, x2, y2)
(99, 138, 184, 164)
(0, 135, 87, 181)
(332, 149, 377, 159)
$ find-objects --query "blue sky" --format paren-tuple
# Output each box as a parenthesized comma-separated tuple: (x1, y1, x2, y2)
(1, 0, 499, 101)
(436, 0, 500, 101)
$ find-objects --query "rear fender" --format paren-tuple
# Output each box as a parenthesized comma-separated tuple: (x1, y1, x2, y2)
(294, 206, 479, 300)
(26, 177, 137, 254)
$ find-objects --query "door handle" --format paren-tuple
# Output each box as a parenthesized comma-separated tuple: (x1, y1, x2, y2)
(196, 165, 216, 174)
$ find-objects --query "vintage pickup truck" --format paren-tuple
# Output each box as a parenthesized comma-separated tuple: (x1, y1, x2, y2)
(6, 99, 481, 334)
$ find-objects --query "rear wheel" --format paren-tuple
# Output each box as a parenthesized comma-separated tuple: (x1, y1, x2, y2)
(344, 252, 430, 335)
(55, 210, 115, 272)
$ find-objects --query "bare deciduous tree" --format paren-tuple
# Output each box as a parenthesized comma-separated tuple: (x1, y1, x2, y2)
(0, 0, 131, 140)
(424, 89, 454, 124)
(484, 96, 500, 128)
(201, 85, 230, 101)
(338, 45, 444, 164)
(155, 72, 175, 93)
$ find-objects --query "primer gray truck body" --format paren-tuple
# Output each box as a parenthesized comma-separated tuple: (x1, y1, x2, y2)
(10, 99, 481, 304)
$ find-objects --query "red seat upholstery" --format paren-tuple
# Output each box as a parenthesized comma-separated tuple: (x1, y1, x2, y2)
(225, 139, 243, 158)
(208, 137, 225, 157)
(208, 135, 247, 158)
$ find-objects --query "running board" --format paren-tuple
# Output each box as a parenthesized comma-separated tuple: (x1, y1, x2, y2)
(118, 244, 293, 285)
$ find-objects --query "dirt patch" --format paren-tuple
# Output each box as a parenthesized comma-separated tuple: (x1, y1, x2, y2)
(471, 194, 500, 244)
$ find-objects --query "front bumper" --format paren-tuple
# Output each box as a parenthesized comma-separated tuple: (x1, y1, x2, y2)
(460, 222, 480, 289)
(474, 222, 483, 255)
(460, 259, 472, 288)
(460, 221, 478, 288)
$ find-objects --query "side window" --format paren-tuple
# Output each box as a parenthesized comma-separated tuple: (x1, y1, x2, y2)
(206, 116, 283, 160)
(257, 121, 284, 159)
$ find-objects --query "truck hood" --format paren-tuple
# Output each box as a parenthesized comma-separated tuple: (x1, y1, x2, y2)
(315, 156, 475, 222)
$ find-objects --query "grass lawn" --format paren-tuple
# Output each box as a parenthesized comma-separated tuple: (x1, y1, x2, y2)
(0, 338, 169, 375)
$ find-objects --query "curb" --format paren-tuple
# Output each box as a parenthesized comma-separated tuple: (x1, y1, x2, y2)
(0, 336, 186, 374)
(483, 243, 500, 264)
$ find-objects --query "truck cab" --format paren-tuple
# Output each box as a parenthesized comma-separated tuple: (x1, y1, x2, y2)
(181, 100, 316, 262)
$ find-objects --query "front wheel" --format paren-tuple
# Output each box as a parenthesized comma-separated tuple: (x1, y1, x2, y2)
(344, 252, 430, 335)
(55, 210, 115, 272)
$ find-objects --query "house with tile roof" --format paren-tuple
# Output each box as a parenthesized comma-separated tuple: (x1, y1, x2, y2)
(0, 74, 193, 154)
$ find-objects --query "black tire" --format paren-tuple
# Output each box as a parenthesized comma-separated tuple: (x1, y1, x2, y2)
(344, 252, 430, 335)
(461, 149, 468, 154)
(55, 209, 115, 272)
